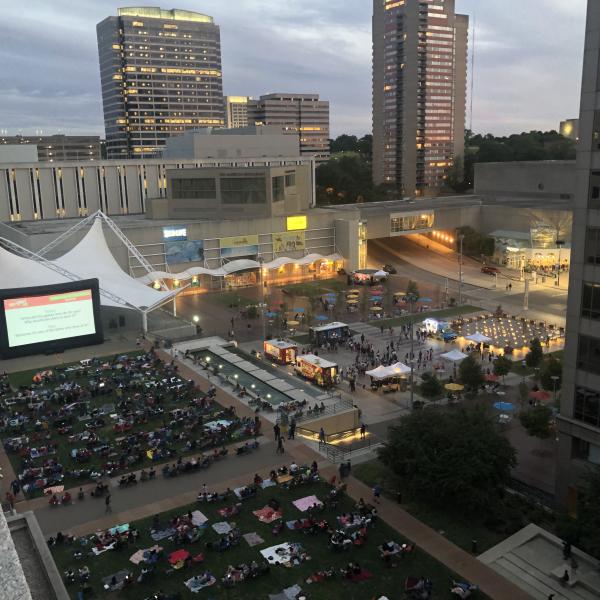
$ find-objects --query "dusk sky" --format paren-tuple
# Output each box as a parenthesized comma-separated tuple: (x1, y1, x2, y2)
(0, 0, 587, 138)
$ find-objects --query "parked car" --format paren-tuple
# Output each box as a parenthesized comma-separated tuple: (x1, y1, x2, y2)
(481, 265, 500, 275)
(383, 264, 397, 274)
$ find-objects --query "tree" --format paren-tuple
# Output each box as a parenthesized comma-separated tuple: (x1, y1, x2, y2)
(540, 354, 562, 392)
(493, 355, 512, 382)
(458, 354, 485, 396)
(576, 467, 600, 558)
(419, 372, 443, 400)
(406, 280, 420, 299)
(378, 407, 517, 515)
(525, 338, 544, 368)
(519, 404, 553, 439)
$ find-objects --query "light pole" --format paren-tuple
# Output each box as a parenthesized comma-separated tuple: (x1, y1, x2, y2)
(555, 240, 564, 287)
(258, 256, 266, 341)
(457, 234, 465, 305)
(407, 291, 419, 409)
(551, 375, 559, 404)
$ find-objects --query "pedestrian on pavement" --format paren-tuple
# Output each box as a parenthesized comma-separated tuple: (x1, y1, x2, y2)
(288, 420, 296, 440)
(547, 594, 555, 600)
(5, 491, 14, 510)
(277, 437, 285, 454)
(274, 423, 280, 441)
(105, 493, 112, 513)
(372, 484, 381, 504)
(360, 423, 366, 440)
(319, 427, 326, 445)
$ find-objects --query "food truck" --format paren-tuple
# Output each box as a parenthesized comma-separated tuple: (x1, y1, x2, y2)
(421, 318, 457, 342)
(263, 339, 298, 365)
(309, 322, 350, 346)
(294, 354, 338, 387)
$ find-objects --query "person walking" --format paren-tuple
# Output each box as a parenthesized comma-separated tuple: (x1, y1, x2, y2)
(319, 427, 326, 446)
(372, 483, 381, 504)
(273, 423, 280, 441)
(360, 423, 366, 440)
(277, 437, 285, 454)
(105, 493, 112, 514)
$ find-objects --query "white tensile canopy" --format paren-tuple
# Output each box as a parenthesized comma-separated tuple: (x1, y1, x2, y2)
(366, 362, 411, 380)
(0, 245, 70, 289)
(52, 219, 176, 311)
(440, 350, 469, 362)
(465, 332, 492, 343)
(136, 253, 343, 284)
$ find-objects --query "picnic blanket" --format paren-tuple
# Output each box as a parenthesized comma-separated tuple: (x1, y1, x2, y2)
(212, 521, 232, 534)
(261, 542, 293, 565)
(268, 584, 303, 600)
(108, 523, 129, 536)
(286, 519, 312, 531)
(253, 506, 283, 523)
(234, 486, 255, 499)
(168, 549, 190, 565)
(150, 527, 176, 542)
(243, 532, 265, 547)
(101, 569, 130, 589)
(129, 545, 162, 565)
(347, 569, 373, 582)
(185, 575, 216, 593)
(91, 541, 116, 556)
(260, 478, 277, 489)
(293, 495, 322, 512)
(191, 510, 208, 526)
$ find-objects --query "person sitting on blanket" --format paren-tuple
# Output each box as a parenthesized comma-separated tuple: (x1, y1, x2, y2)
(355, 498, 366, 512)
(306, 566, 335, 583)
(290, 462, 299, 473)
(193, 571, 214, 586)
(64, 569, 76, 584)
(340, 562, 362, 578)
(78, 566, 90, 582)
(253, 473, 263, 485)
(272, 521, 284, 535)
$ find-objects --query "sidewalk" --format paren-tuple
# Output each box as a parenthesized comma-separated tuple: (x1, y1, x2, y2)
(327, 466, 535, 600)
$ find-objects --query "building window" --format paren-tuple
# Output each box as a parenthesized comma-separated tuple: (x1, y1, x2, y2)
(574, 387, 600, 427)
(578, 335, 600, 375)
(589, 171, 600, 209)
(572, 437, 590, 460)
(285, 172, 296, 187)
(585, 227, 600, 265)
(272, 176, 285, 202)
(221, 177, 266, 204)
(581, 282, 600, 320)
(171, 178, 216, 200)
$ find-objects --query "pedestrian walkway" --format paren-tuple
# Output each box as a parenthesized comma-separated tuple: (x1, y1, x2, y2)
(325, 466, 535, 600)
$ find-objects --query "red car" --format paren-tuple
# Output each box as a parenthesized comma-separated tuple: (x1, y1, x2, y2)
(481, 265, 500, 275)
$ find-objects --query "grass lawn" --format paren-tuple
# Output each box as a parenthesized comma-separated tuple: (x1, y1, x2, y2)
(2, 353, 254, 497)
(375, 305, 482, 329)
(50, 478, 477, 600)
(280, 278, 346, 298)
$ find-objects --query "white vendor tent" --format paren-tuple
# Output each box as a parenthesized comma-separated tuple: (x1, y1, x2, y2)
(465, 332, 492, 344)
(366, 362, 411, 380)
(440, 350, 469, 362)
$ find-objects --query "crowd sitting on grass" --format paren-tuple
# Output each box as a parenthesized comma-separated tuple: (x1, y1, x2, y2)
(0, 350, 261, 496)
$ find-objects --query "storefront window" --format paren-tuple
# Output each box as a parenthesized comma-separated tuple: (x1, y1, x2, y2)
(390, 212, 434, 233)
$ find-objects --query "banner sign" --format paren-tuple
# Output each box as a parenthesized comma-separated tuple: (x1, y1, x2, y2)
(165, 240, 204, 264)
(272, 231, 305, 253)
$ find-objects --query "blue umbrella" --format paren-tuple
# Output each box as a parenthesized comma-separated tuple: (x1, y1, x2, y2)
(315, 315, 328, 321)
(370, 296, 383, 301)
(293, 307, 305, 313)
(493, 401, 515, 412)
(324, 293, 337, 298)
(265, 311, 278, 318)
(420, 297, 433, 303)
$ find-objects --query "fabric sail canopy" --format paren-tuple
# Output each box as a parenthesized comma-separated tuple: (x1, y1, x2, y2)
(366, 362, 411, 380)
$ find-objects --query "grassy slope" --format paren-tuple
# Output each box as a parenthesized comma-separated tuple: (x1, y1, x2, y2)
(51, 479, 474, 600)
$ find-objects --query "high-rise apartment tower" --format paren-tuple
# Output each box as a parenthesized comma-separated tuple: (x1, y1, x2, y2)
(248, 94, 330, 160)
(224, 96, 251, 129)
(556, 0, 600, 510)
(372, 0, 468, 196)
(97, 7, 224, 159)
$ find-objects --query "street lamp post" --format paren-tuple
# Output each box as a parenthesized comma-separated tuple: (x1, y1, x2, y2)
(457, 234, 465, 305)
(258, 256, 266, 341)
(555, 240, 564, 287)
(407, 292, 419, 409)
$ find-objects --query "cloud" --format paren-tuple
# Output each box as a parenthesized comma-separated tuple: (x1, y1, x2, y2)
(0, 0, 588, 138)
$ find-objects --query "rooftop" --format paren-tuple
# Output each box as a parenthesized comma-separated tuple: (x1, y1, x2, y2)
(117, 7, 213, 23)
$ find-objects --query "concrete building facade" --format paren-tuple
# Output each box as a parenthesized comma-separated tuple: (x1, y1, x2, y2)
(224, 96, 251, 129)
(0, 157, 313, 222)
(557, 0, 600, 510)
(248, 94, 330, 160)
(0, 135, 101, 162)
(96, 7, 224, 160)
(161, 126, 300, 160)
(372, 0, 468, 196)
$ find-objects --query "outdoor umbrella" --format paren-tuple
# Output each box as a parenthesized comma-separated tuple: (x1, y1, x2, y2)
(493, 401, 516, 412)
(346, 294, 359, 299)
(315, 315, 328, 321)
(287, 320, 300, 327)
(370, 306, 383, 311)
(265, 312, 278, 318)
(370, 296, 383, 301)
(419, 297, 432, 303)
(529, 389, 551, 401)
(466, 332, 492, 344)
(348, 289, 360, 293)
(394, 291, 406, 296)
(346, 299, 358, 304)
(293, 307, 305, 313)
(440, 350, 468, 362)
(445, 383, 464, 392)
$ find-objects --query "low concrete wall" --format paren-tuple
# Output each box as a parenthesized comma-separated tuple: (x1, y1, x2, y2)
(301, 408, 360, 435)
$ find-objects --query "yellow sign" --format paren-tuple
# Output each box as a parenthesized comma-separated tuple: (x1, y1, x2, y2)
(286, 215, 307, 231)
(273, 231, 305, 253)
(220, 234, 259, 249)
